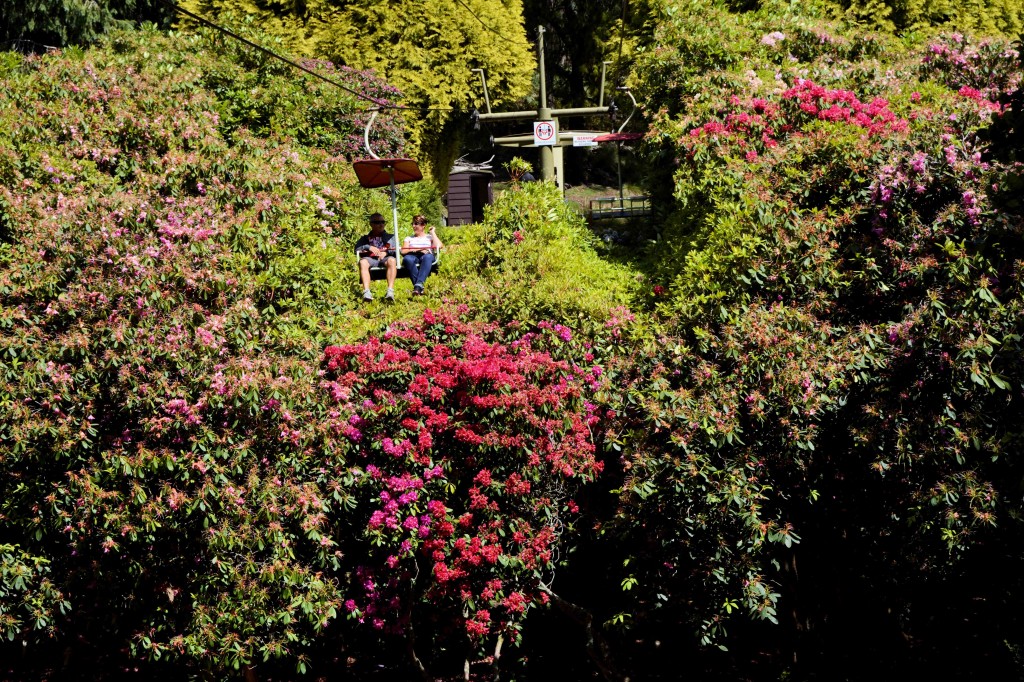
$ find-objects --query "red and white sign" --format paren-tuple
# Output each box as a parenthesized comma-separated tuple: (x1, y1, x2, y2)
(533, 120, 557, 146)
(572, 133, 599, 147)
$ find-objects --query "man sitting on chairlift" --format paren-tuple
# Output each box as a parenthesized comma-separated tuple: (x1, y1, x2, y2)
(355, 212, 397, 301)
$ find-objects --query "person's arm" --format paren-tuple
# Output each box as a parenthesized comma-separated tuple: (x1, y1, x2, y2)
(354, 235, 370, 257)
(429, 226, 444, 250)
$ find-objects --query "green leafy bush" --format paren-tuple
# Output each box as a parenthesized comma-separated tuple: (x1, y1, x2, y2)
(0, 0, 172, 49)
(0, 545, 68, 643)
(607, 4, 1024, 675)
(0, 25, 638, 679)
(0, 25, 390, 675)
(444, 181, 638, 328)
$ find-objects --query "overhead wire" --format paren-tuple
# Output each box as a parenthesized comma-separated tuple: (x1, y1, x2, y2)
(165, 0, 457, 113)
(169, 2, 381, 106)
(614, 0, 626, 88)
(1, 38, 60, 53)
(451, 0, 524, 45)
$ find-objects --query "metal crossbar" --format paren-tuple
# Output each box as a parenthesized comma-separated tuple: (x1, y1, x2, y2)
(589, 196, 651, 220)
(365, 248, 441, 281)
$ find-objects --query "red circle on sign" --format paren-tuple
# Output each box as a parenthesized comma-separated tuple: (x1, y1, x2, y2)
(536, 122, 555, 140)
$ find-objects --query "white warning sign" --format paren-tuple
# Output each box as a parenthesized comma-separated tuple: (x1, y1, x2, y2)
(573, 133, 599, 147)
(533, 120, 557, 146)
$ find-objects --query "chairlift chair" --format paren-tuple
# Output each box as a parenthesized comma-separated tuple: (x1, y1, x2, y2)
(353, 111, 440, 281)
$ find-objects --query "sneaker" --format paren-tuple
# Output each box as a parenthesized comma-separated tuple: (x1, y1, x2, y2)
(385, 287, 395, 301)
(413, 285, 424, 296)
(362, 289, 373, 301)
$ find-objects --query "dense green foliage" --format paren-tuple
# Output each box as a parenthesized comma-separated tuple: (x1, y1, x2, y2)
(0, 0, 172, 48)
(3, 0, 1024, 680)
(834, 0, 1024, 34)
(442, 179, 637, 327)
(596, 0, 1024, 675)
(0, 545, 67, 643)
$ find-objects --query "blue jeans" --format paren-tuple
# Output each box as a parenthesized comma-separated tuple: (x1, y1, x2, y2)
(403, 252, 435, 288)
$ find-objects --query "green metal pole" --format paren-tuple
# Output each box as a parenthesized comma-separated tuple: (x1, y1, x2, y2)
(537, 26, 554, 184)
(389, 168, 399, 243)
(617, 142, 624, 204)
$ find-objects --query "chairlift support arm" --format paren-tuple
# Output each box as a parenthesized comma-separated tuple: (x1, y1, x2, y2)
(472, 68, 492, 114)
(615, 87, 638, 133)
(599, 61, 611, 107)
(363, 109, 381, 160)
(477, 105, 615, 122)
(471, 27, 617, 183)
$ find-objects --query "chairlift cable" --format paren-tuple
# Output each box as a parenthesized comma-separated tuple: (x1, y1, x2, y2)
(169, 2, 381, 105)
(166, 1, 457, 113)
(1, 38, 60, 53)
(614, 0, 626, 88)
(451, 0, 525, 45)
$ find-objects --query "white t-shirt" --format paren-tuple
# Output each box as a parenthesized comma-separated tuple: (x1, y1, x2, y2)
(404, 236, 432, 249)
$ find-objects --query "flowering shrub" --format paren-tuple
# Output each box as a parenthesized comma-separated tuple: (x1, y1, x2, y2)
(319, 312, 606, 668)
(618, 6, 1024, 675)
(687, 80, 910, 158)
(921, 32, 1022, 96)
(0, 26, 376, 674)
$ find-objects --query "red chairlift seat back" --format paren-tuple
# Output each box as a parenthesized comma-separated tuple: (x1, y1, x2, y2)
(353, 158, 423, 188)
(592, 132, 644, 143)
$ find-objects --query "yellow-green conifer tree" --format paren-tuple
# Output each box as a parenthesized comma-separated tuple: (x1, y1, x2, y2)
(832, 0, 1024, 33)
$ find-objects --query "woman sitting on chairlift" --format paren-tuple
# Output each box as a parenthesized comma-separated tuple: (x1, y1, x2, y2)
(402, 215, 443, 296)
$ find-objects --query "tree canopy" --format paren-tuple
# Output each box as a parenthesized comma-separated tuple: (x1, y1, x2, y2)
(0, 0, 172, 48)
